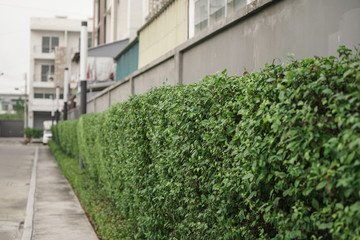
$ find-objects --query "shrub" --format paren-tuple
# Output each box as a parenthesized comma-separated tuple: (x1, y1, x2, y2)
(32, 128, 43, 138)
(25, 127, 32, 139)
(53, 120, 79, 157)
(24, 127, 43, 139)
(53, 46, 360, 239)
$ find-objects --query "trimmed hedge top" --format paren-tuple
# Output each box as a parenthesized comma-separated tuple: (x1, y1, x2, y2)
(53, 46, 360, 239)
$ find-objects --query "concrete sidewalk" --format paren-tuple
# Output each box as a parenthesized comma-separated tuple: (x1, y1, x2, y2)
(30, 146, 98, 240)
(0, 138, 98, 240)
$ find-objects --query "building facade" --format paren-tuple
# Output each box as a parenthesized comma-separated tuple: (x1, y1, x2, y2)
(0, 93, 25, 115)
(29, 17, 92, 128)
(92, 0, 147, 47)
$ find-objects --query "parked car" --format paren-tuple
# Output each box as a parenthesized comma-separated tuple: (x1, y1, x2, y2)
(42, 129, 52, 144)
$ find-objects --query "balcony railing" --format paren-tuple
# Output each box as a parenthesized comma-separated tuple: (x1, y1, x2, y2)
(32, 45, 55, 59)
(32, 74, 56, 88)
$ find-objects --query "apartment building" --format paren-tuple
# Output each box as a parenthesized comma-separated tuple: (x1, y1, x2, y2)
(92, 0, 147, 47)
(29, 17, 92, 128)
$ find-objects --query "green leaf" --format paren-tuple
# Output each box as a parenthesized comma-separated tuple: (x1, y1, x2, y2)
(303, 188, 313, 196)
(288, 230, 301, 239)
(242, 173, 254, 180)
(312, 198, 320, 210)
(350, 201, 360, 212)
(317, 222, 333, 230)
(316, 181, 327, 190)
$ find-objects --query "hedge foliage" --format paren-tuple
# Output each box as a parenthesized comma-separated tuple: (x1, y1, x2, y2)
(52, 119, 79, 158)
(53, 46, 360, 239)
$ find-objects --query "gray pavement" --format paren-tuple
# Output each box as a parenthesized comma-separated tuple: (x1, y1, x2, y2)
(0, 138, 98, 240)
(0, 138, 33, 240)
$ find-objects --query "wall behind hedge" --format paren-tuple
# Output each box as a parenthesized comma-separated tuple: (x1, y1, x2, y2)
(53, 46, 360, 239)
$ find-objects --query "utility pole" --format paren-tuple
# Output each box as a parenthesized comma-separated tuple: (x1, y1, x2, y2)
(80, 21, 88, 115)
(79, 21, 88, 169)
(51, 95, 54, 126)
(63, 68, 69, 120)
(55, 86, 60, 123)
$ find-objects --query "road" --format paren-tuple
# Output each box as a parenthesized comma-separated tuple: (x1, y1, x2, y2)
(0, 138, 34, 240)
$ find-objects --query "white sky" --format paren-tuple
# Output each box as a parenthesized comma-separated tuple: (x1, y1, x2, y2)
(0, 0, 93, 94)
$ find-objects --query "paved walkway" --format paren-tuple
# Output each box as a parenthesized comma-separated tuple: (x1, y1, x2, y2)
(0, 138, 98, 240)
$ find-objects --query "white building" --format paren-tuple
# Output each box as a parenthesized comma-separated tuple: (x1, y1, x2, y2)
(92, 0, 147, 47)
(29, 17, 92, 128)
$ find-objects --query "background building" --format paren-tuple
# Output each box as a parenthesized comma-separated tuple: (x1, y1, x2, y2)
(92, 0, 147, 47)
(29, 17, 92, 128)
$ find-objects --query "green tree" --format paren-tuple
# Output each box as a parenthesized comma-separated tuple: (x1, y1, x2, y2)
(14, 97, 24, 113)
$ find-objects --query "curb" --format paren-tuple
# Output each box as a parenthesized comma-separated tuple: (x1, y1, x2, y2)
(21, 146, 38, 240)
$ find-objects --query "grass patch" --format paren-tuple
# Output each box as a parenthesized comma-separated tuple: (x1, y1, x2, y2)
(48, 140, 135, 240)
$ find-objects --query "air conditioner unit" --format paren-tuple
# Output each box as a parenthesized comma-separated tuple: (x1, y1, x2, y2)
(48, 75, 55, 82)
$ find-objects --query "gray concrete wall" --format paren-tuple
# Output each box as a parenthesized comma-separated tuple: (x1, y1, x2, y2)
(133, 56, 177, 95)
(110, 80, 132, 105)
(182, 0, 360, 84)
(83, 0, 360, 115)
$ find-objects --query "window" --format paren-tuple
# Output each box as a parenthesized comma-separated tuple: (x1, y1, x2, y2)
(42, 36, 59, 53)
(194, 0, 250, 34)
(210, 0, 225, 24)
(34, 93, 43, 99)
(44, 93, 55, 99)
(195, 0, 209, 34)
(41, 64, 55, 82)
(88, 34, 92, 48)
(227, 0, 247, 15)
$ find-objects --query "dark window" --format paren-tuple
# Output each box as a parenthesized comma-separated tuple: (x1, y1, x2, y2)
(45, 93, 55, 99)
(41, 64, 55, 82)
(34, 93, 43, 99)
(42, 37, 50, 53)
(42, 36, 59, 53)
(51, 37, 59, 52)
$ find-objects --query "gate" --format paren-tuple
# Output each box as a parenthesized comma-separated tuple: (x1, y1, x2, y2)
(0, 120, 24, 137)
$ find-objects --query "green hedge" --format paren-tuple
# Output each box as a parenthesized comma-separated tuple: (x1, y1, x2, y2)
(52, 119, 79, 158)
(53, 46, 360, 239)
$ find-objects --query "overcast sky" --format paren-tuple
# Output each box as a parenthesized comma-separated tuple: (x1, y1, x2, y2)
(0, 0, 93, 94)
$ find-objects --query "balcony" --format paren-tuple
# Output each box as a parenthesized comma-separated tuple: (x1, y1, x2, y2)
(31, 98, 64, 112)
(32, 45, 55, 60)
(32, 74, 56, 88)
